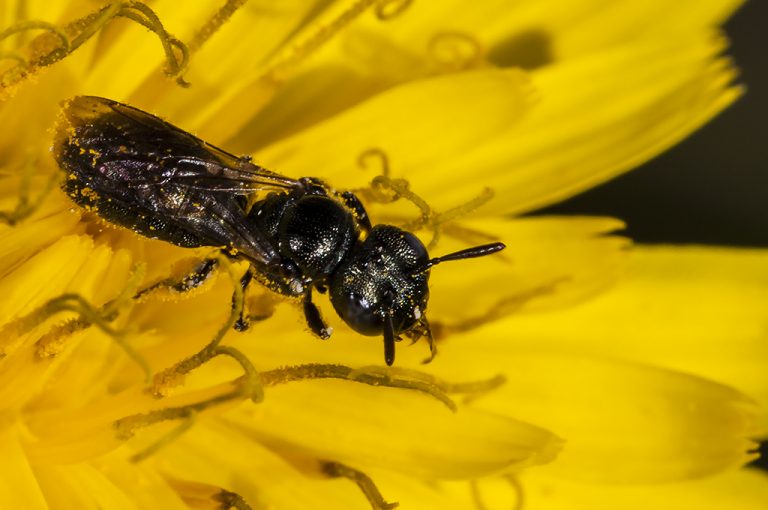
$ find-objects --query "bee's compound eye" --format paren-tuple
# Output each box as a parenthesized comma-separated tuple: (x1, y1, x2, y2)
(331, 291, 383, 336)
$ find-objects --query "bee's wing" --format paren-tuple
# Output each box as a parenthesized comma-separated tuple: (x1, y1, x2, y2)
(56, 95, 302, 194)
(53, 96, 301, 266)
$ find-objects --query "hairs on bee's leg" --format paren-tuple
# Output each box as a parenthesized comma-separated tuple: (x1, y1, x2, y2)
(135, 257, 220, 302)
(134, 254, 267, 332)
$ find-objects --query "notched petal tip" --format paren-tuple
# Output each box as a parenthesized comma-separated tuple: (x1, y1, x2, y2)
(463, 354, 763, 484)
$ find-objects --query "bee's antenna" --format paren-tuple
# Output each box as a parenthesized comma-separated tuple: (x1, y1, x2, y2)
(410, 242, 505, 275)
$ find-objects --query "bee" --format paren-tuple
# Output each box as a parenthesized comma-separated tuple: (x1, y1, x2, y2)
(53, 96, 504, 365)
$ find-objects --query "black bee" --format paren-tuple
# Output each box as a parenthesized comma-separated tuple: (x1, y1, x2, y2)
(52, 96, 504, 365)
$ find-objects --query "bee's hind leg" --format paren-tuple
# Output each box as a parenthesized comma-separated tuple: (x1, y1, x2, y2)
(135, 258, 219, 299)
(232, 269, 253, 331)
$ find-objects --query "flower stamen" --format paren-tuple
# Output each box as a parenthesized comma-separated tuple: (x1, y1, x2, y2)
(30, 262, 149, 369)
(116, 350, 261, 440)
(469, 474, 525, 510)
(432, 187, 495, 228)
(115, 357, 257, 458)
(213, 489, 254, 510)
(0, 291, 152, 378)
(0, 20, 70, 68)
(322, 461, 399, 510)
(431, 279, 567, 340)
(116, 394, 218, 441)
(128, 409, 197, 463)
(110, 2, 190, 85)
(357, 147, 392, 178)
(374, 0, 414, 20)
(117, 348, 258, 461)
(169, 479, 254, 510)
(136, 340, 499, 440)
(260, 363, 505, 412)
(0, 52, 26, 67)
(187, 0, 250, 54)
(150, 257, 264, 403)
(356, 148, 495, 248)
(260, 363, 455, 411)
(428, 31, 486, 72)
(0, 2, 189, 90)
(450, 373, 507, 406)
(262, 0, 401, 82)
(352, 365, 506, 406)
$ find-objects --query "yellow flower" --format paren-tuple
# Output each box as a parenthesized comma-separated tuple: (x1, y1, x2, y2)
(0, 1, 764, 509)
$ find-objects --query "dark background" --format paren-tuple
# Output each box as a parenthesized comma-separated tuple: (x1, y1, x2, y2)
(537, 1, 768, 469)
(539, 1, 767, 247)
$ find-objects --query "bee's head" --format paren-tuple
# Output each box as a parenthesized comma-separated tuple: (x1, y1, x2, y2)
(330, 225, 505, 365)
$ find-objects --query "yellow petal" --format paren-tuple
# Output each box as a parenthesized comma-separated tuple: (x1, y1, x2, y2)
(80, 2, 209, 98)
(159, 420, 383, 509)
(128, 1, 332, 134)
(428, 216, 628, 324)
(193, 216, 625, 370)
(223, 0, 741, 150)
(428, 33, 741, 215)
(0, 64, 78, 154)
(519, 468, 768, 510)
(0, 235, 131, 326)
(0, 208, 81, 277)
(28, 466, 110, 510)
(228, 378, 561, 479)
(86, 456, 189, 510)
(254, 33, 737, 219)
(549, 0, 742, 59)
(0, 235, 98, 322)
(0, 426, 48, 510)
(33, 462, 184, 510)
(345, 0, 742, 65)
(12, 1, 70, 26)
(486, 246, 768, 431)
(0, 238, 131, 409)
(370, 469, 482, 510)
(258, 67, 531, 187)
(27, 249, 133, 408)
(428, 351, 758, 483)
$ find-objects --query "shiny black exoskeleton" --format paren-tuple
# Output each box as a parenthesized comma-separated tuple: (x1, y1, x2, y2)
(53, 96, 505, 365)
